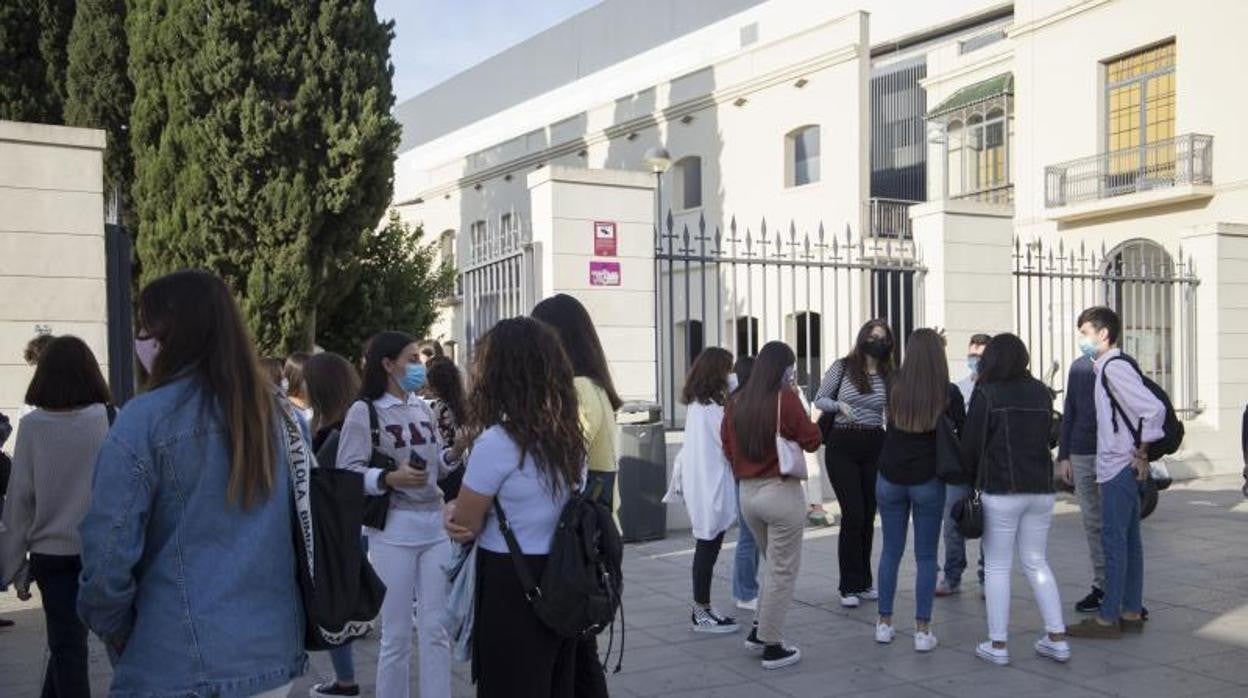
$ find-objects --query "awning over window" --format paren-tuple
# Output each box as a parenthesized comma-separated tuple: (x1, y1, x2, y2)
(927, 73, 1014, 118)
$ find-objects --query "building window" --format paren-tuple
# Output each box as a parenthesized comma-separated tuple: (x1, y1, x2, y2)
(469, 220, 486, 262)
(1105, 41, 1176, 185)
(786, 312, 822, 393)
(1105, 239, 1174, 394)
(786, 125, 820, 187)
(439, 229, 458, 296)
(959, 28, 1006, 55)
(731, 316, 760, 357)
(673, 156, 703, 210)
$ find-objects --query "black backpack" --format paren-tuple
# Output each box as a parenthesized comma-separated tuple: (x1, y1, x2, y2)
(1101, 354, 1184, 462)
(495, 487, 625, 671)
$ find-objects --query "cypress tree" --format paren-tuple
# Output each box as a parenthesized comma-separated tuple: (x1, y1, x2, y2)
(0, 0, 56, 122)
(65, 0, 134, 222)
(128, 0, 401, 355)
(37, 0, 75, 119)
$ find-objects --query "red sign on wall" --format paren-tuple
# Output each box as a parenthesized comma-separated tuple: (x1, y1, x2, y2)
(594, 220, 617, 256)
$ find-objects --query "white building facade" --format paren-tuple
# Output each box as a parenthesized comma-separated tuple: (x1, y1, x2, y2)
(393, 0, 1248, 477)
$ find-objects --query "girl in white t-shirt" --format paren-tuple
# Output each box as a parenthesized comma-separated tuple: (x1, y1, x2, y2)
(445, 317, 586, 698)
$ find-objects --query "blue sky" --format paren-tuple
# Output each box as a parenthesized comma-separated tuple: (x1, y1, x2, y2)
(378, 0, 601, 103)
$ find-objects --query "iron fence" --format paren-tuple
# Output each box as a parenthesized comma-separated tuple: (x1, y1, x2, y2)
(1013, 236, 1200, 416)
(1045, 133, 1213, 207)
(656, 210, 925, 427)
(864, 197, 918, 239)
(461, 213, 534, 362)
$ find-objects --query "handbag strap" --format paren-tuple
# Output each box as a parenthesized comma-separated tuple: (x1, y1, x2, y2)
(362, 400, 382, 447)
(278, 400, 317, 585)
(490, 463, 543, 602)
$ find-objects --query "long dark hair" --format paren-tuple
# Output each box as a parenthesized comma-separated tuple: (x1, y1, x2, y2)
(360, 331, 417, 401)
(466, 317, 585, 495)
(25, 336, 112, 410)
(426, 356, 466, 424)
(303, 352, 360, 434)
(888, 329, 949, 433)
(283, 351, 310, 401)
(977, 333, 1031, 385)
(732, 355, 755, 395)
(531, 293, 623, 410)
(681, 347, 733, 405)
(842, 319, 895, 394)
(138, 270, 274, 509)
(730, 341, 796, 462)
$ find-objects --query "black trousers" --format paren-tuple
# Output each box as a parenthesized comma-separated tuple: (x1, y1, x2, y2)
(692, 532, 726, 605)
(474, 549, 577, 698)
(30, 554, 90, 698)
(825, 428, 885, 595)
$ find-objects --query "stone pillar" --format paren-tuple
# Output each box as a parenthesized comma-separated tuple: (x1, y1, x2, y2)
(0, 121, 108, 422)
(1176, 223, 1248, 478)
(910, 199, 1015, 377)
(528, 166, 657, 402)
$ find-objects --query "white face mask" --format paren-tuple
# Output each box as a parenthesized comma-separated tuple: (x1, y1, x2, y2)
(727, 373, 740, 393)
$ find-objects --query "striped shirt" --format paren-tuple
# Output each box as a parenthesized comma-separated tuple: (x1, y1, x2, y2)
(813, 359, 887, 428)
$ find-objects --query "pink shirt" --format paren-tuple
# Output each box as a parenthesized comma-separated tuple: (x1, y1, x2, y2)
(1092, 348, 1165, 483)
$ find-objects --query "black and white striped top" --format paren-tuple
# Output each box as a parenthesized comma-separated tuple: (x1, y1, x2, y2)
(813, 359, 887, 428)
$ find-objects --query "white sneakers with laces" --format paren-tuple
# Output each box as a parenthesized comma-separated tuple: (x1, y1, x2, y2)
(976, 641, 1010, 666)
(913, 630, 938, 652)
(1035, 636, 1072, 663)
(874, 622, 895, 644)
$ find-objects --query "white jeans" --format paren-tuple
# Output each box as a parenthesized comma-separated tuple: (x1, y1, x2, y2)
(370, 538, 452, 698)
(982, 493, 1066, 643)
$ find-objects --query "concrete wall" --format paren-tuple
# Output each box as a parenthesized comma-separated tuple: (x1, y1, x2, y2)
(0, 121, 109, 423)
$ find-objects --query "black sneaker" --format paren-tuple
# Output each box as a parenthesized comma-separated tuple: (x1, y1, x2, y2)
(744, 625, 765, 654)
(310, 682, 361, 697)
(761, 643, 802, 670)
(691, 606, 739, 634)
(1075, 587, 1104, 614)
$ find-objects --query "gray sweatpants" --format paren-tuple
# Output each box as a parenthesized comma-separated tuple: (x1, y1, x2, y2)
(740, 477, 806, 644)
(1071, 453, 1106, 590)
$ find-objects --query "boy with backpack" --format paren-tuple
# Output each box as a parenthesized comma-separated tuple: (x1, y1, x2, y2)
(1067, 307, 1170, 639)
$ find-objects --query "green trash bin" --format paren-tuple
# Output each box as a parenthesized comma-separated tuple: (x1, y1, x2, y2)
(617, 402, 667, 542)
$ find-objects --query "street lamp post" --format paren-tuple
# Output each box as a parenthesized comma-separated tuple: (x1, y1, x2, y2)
(643, 146, 672, 417)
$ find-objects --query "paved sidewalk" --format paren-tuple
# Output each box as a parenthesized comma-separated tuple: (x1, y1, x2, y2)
(2, 475, 1246, 697)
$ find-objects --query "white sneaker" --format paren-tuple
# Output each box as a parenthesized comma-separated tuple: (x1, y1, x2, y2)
(858, 588, 879, 601)
(914, 630, 939, 652)
(840, 594, 861, 608)
(976, 641, 1010, 666)
(735, 597, 758, 612)
(874, 622, 895, 644)
(1035, 636, 1071, 663)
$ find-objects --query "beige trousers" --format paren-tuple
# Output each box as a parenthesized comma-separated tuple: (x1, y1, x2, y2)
(740, 476, 806, 643)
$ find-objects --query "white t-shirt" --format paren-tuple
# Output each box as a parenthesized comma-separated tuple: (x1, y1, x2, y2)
(462, 426, 570, 555)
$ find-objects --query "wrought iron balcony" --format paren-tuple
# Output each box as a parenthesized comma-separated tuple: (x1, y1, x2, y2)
(1045, 133, 1212, 208)
(865, 197, 918, 239)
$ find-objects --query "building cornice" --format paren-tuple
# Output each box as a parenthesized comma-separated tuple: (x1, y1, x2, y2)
(1007, 0, 1113, 39)
(918, 49, 1014, 91)
(396, 43, 862, 207)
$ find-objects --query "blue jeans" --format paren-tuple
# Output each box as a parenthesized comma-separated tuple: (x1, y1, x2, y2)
(732, 483, 760, 602)
(328, 643, 355, 684)
(941, 484, 984, 587)
(1100, 465, 1144, 622)
(876, 475, 946, 623)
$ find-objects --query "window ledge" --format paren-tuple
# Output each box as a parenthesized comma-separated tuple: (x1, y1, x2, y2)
(784, 180, 823, 191)
(1047, 183, 1214, 222)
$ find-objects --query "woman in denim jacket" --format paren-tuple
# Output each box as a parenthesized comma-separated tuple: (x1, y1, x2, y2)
(78, 270, 305, 697)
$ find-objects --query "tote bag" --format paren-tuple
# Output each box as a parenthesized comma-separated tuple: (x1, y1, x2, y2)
(776, 394, 808, 480)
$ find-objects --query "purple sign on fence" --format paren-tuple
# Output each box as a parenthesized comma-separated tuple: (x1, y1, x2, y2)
(589, 261, 621, 286)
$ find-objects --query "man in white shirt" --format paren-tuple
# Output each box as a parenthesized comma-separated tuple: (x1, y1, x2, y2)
(1066, 307, 1164, 639)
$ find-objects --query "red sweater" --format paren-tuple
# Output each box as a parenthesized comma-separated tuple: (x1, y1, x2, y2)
(722, 389, 822, 480)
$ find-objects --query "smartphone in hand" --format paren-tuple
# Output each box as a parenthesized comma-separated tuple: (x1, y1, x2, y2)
(409, 450, 427, 471)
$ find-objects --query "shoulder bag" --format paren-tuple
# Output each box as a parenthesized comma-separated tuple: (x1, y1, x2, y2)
(360, 400, 398, 530)
(776, 393, 809, 480)
(952, 387, 991, 539)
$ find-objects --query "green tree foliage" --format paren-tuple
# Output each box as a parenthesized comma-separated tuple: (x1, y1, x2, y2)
(0, 0, 71, 123)
(318, 211, 456, 362)
(127, 0, 401, 356)
(64, 0, 134, 224)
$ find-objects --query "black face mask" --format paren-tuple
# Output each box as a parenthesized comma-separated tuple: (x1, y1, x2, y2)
(862, 338, 893, 360)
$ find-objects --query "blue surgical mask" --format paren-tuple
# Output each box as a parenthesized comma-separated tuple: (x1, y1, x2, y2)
(399, 363, 427, 393)
(1077, 336, 1098, 360)
(966, 356, 981, 376)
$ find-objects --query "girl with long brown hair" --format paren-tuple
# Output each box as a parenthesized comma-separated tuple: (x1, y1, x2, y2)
(445, 317, 586, 697)
(721, 341, 821, 670)
(872, 328, 966, 653)
(813, 318, 896, 607)
(670, 347, 739, 633)
(77, 270, 304, 696)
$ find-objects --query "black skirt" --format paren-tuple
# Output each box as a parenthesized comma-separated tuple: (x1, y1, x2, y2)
(473, 549, 577, 698)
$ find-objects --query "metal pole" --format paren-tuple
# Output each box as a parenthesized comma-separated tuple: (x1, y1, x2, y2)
(652, 171, 662, 411)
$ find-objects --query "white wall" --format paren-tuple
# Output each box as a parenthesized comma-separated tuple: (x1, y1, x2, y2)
(0, 121, 109, 423)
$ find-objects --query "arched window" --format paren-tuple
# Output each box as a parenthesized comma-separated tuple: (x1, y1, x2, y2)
(786, 125, 821, 187)
(673, 156, 703, 210)
(966, 114, 984, 191)
(1105, 239, 1174, 393)
(731, 316, 760, 357)
(945, 120, 964, 197)
(785, 312, 822, 393)
(439, 229, 456, 266)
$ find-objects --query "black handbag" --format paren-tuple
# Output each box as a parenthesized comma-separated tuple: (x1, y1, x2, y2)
(360, 401, 397, 530)
(280, 403, 386, 650)
(952, 388, 990, 539)
(935, 415, 967, 485)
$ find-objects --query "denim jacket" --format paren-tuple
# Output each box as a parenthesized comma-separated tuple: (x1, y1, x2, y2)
(77, 376, 306, 697)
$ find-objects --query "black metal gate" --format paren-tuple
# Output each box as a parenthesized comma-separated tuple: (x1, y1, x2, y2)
(104, 192, 136, 404)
